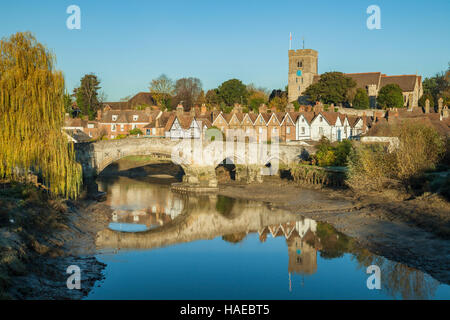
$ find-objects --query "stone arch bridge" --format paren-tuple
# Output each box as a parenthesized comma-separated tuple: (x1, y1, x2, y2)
(74, 138, 312, 188)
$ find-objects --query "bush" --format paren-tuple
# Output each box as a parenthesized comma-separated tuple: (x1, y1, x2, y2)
(128, 128, 143, 136)
(346, 121, 445, 193)
(314, 137, 352, 167)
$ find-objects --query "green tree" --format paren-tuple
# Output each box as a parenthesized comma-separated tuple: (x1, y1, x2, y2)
(128, 128, 143, 136)
(74, 73, 102, 120)
(0, 32, 82, 198)
(149, 74, 174, 110)
(206, 88, 221, 107)
(377, 84, 404, 109)
(422, 64, 450, 106)
(303, 72, 356, 105)
(64, 92, 73, 114)
(352, 88, 370, 109)
(218, 79, 249, 106)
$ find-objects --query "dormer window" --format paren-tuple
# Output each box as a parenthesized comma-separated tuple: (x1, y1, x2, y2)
(112, 115, 118, 121)
(133, 115, 138, 121)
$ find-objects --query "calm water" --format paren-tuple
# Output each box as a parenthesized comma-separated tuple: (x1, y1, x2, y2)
(85, 176, 450, 300)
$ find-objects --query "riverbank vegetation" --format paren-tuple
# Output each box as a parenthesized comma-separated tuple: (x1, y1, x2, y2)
(0, 32, 82, 198)
(346, 121, 447, 198)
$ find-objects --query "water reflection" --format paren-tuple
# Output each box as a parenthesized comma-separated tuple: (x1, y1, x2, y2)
(91, 176, 449, 300)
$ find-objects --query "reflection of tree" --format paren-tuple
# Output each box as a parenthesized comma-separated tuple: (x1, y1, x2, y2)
(215, 195, 235, 218)
(314, 222, 354, 259)
(313, 222, 440, 300)
(351, 252, 440, 300)
(222, 232, 247, 244)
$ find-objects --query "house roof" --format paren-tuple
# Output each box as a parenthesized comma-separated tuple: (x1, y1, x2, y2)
(345, 72, 381, 89)
(380, 75, 419, 92)
(99, 110, 152, 123)
(128, 92, 156, 107)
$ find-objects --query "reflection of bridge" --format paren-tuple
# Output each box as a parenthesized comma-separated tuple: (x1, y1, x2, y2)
(75, 138, 311, 187)
(96, 197, 305, 250)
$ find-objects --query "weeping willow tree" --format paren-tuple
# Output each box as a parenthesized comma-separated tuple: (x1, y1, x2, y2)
(0, 32, 82, 198)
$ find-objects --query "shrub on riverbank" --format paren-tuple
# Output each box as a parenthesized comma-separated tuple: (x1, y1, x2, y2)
(346, 121, 446, 195)
(313, 138, 352, 167)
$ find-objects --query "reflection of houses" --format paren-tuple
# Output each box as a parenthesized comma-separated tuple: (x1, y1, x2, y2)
(258, 218, 319, 289)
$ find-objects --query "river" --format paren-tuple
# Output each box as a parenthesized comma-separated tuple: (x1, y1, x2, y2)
(85, 176, 450, 300)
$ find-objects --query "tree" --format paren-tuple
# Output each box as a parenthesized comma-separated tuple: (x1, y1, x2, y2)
(0, 32, 82, 198)
(248, 90, 267, 113)
(149, 74, 174, 110)
(353, 88, 370, 109)
(303, 72, 356, 105)
(268, 95, 288, 111)
(64, 92, 73, 114)
(218, 79, 248, 106)
(74, 73, 102, 120)
(377, 84, 404, 109)
(206, 89, 221, 107)
(196, 90, 206, 106)
(422, 64, 450, 106)
(172, 77, 202, 109)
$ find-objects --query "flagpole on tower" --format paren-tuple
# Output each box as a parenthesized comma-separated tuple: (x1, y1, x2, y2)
(289, 32, 292, 50)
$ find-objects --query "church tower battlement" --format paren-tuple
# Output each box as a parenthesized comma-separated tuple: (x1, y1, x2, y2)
(288, 49, 318, 103)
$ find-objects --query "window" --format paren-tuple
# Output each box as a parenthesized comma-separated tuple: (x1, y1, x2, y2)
(319, 116, 323, 122)
(287, 127, 291, 134)
(132, 124, 137, 129)
(87, 123, 94, 129)
(111, 124, 116, 132)
(260, 118, 263, 124)
(111, 135, 115, 139)
(301, 127, 305, 134)
(302, 118, 305, 123)
(152, 128, 156, 135)
(297, 61, 303, 68)
(319, 127, 324, 136)
(272, 127, 277, 134)
(259, 127, 263, 134)
(133, 115, 138, 121)
(112, 115, 117, 121)
(146, 129, 151, 135)
(88, 132, 92, 137)
(120, 124, 124, 131)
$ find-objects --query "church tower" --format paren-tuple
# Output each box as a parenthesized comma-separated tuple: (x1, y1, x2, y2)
(288, 49, 318, 103)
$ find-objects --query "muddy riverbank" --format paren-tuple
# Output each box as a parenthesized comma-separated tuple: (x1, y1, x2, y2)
(218, 180, 450, 284)
(0, 185, 112, 299)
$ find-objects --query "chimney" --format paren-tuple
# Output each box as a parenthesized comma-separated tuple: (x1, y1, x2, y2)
(259, 103, 267, 114)
(425, 99, 430, 113)
(176, 103, 184, 116)
(286, 103, 295, 113)
(96, 109, 102, 121)
(201, 103, 207, 115)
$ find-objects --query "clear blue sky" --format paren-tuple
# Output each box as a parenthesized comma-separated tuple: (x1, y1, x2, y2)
(1, 0, 449, 101)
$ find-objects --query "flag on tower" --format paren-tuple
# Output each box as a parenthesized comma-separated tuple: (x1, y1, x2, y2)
(289, 32, 292, 50)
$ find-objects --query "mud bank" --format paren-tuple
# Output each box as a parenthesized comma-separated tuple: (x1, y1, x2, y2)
(218, 180, 450, 284)
(0, 190, 111, 300)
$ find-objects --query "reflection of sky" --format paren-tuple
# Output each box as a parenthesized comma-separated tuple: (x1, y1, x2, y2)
(86, 233, 450, 300)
